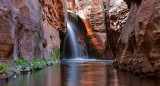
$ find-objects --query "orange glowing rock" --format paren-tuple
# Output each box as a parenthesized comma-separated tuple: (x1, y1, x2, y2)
(82, 19, 103, 54)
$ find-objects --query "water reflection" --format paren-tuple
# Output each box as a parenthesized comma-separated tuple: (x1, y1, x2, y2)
(0, 63, 160, 86)
(61, 63, 107, 86)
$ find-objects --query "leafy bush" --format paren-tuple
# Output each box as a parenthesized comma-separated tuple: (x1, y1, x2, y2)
(1, 64, 9, 74)
(15, 57, 49, 71)
(33, 59, 39, 69)
(49, 57, 54, 64)
(50, 57, 53, 61)
(33, 59, 47, 69)
(52, 49, 60, 60)
(39, 60, 46, 68)
(42, 57, 47, 62)
(14, 57, 31, 69)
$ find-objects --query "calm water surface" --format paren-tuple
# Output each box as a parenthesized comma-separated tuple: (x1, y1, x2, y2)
(0, 62, 160, 86)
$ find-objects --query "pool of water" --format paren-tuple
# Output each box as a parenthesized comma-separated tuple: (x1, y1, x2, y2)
(0, 61, 160, 86)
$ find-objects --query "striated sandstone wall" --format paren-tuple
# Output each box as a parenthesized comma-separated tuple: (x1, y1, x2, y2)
(114, 0, 160, 77)
(39, 0, 67, 60)
(0, 0, 66, 60)
(104, 0, 129, 59)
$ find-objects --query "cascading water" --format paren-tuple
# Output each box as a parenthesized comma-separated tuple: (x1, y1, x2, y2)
(66, 22, 79, 57)
(63, 11, 93, 59)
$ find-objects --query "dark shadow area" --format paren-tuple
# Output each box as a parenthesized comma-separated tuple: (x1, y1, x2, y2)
(124, 0, 142, 9)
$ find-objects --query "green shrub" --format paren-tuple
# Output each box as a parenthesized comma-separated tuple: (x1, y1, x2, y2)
(50, 57, 53, 61)
(33, 59, 39, 69)
(1, 64, 9, 74)
(33, 59, 47, 69)
(42, 60, 46, 66)
(14, 57, 31, 69)
(52, 49, 60, 60)
(42, 57, 47, 62)
(39, 60, 46, 68)
(14, 70, 18, 73)
(49, 57, 54, 64)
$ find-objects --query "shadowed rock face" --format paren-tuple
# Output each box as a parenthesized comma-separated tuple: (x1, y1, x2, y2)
(104, 0, 129, 59)
(124, 0, 142, 9)
(103, 0, 160, 77)
(0, 0, 66, 60)
(114, 0, 160, 77)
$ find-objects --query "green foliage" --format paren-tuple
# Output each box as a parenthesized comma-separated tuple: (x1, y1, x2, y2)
(14, 57, 31, 69)
(33, 59, 39, 69)
(14, 57, 52, 71)
(42, 57, 47, 62)
(33, 59, 47, 69)
(52, 49, 60, 60)
(49, 57, 54, 64)
(50, 57, 53, 61)
(39, 60, 46, 68)
(14, 70, 18, 73)
(0, 64, 9, 74)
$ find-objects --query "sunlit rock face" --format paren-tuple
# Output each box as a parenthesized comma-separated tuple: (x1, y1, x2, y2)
(114, 0, 160, 77)
(39, 0, 67, 60)
(0, 0, 66, 60)
(67, 0, 106, 58)
(104, 0, 129, 59)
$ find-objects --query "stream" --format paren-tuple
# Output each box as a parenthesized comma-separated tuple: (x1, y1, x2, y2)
(1, 61, 160, 86)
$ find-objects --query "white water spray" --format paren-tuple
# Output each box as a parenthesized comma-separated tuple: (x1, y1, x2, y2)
(67, 23, 79, 57)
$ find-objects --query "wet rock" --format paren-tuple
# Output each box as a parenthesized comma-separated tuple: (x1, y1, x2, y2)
(7, 72, 14, 79)
(0, 70, 3, 74)
(0, 71, 14, 81)
(0, 72, 7, 80)
(21, 67, 31, 73)
(47, 61, 54, 66)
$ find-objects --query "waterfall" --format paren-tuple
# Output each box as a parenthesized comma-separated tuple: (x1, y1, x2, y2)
(63, 11, 93, 59)
(66, 22, 79, 57)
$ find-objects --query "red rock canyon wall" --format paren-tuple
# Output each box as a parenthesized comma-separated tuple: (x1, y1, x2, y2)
(71, 0, 160, 77)
(69, 0, 107, 58)
(0, 0, 66, 60)
(114, 0, 160, 77)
